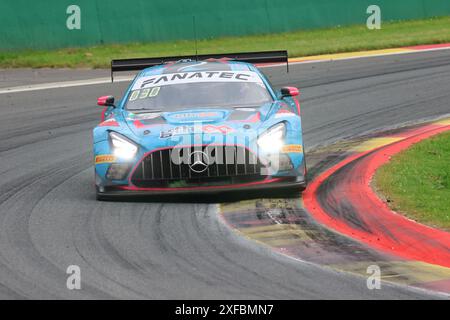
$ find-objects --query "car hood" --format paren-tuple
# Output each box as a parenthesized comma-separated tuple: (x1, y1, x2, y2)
(122, 104, 277, 141)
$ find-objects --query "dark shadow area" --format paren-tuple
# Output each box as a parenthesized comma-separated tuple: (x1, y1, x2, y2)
(98, 188, 303, 204)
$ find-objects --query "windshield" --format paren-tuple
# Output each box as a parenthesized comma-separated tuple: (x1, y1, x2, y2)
(125, 71, 273, 111)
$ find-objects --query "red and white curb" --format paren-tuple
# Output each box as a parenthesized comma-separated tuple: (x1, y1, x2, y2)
(303, 119, 450, 268)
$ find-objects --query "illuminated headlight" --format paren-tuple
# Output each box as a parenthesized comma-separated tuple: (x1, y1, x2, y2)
(257, 123, 286, 153)
(109, 132, 138, 160)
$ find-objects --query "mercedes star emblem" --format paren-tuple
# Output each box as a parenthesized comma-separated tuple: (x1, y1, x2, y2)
(189, 151, 209, 173)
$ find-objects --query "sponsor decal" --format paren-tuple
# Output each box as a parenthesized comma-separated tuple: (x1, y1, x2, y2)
(160, 126, 193, 138)
(95, 154, 116, 164)
(128, 87, 161, 102)
(133, 71, 263, 90)
(171, 112, 220, 119)
(202, 125, 234, 134)
(281, 144, 303, 153)
(160, 125, 234, 138)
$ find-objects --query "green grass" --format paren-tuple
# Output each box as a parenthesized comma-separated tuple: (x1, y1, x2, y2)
(1, 16, 450, 68)
(375, 130, 450, 231)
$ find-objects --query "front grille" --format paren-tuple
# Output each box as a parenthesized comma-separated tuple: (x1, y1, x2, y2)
(131, 146, 266, 187)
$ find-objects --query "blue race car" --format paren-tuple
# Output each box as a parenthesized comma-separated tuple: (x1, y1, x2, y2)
(93, 51, 307, 200)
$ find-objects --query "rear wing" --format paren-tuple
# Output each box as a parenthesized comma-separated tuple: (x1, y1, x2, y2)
(110, 50, 288, 82)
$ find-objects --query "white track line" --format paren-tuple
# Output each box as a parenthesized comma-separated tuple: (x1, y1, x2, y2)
(264, 45, 450, 68)
(1, 45, 450, 95)
(0, 75, 133, 95)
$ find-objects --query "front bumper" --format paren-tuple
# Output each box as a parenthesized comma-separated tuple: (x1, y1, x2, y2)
(97, 176, 306, 198)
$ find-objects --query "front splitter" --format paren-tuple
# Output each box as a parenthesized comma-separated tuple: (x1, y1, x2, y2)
(97, 177, 306, 198)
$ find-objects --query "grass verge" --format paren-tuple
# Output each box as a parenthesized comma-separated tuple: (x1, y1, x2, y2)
(375, 130, 450, 231)
(1, 16, 450, 68)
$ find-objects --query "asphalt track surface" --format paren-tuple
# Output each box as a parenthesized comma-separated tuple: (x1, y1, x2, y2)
(1, 49, 450, 299)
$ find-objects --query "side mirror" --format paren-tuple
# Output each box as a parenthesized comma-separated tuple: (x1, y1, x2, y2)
(280, 87, 299, 98)
(97, 95, 115, 107)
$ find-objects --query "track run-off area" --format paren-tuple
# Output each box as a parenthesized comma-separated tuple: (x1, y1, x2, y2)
(0, 46, 450, 299)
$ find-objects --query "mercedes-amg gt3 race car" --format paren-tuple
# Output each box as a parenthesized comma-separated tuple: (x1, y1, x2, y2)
(93, 51, 306, 199)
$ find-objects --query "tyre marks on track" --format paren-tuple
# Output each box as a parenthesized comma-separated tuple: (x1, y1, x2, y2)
(220, 119, 450, 295)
